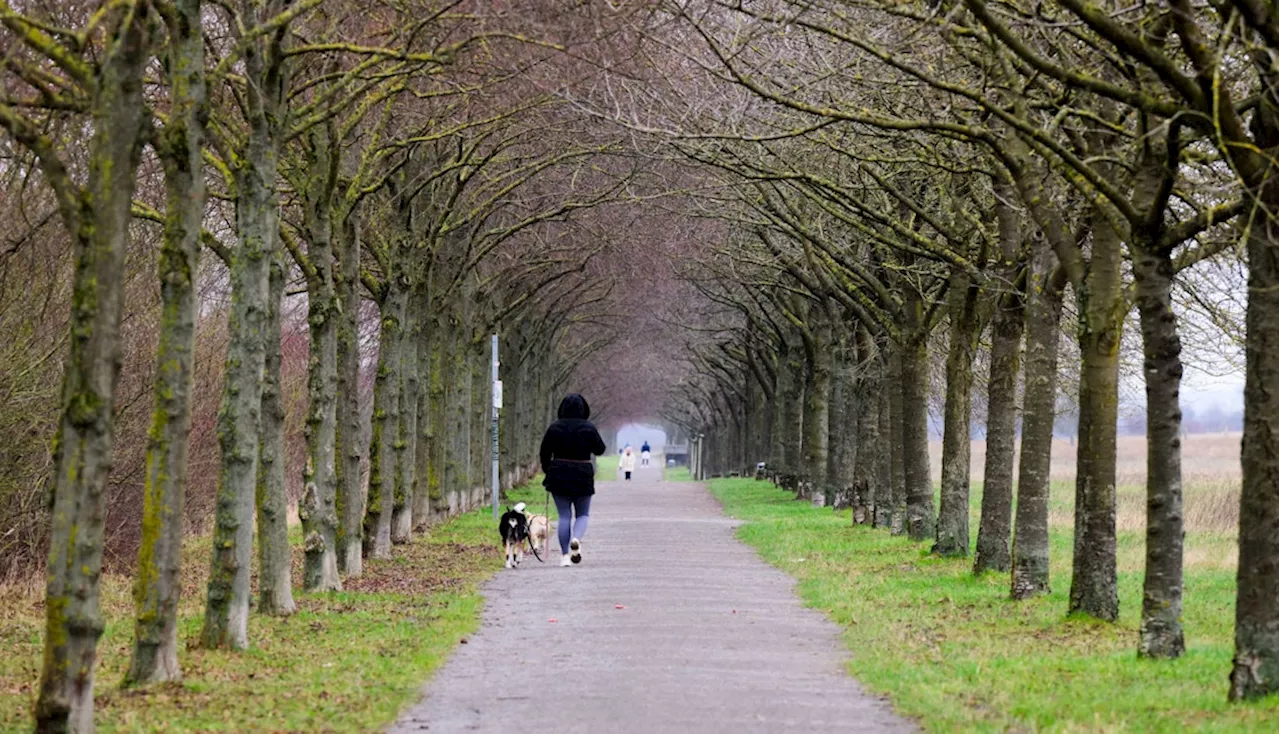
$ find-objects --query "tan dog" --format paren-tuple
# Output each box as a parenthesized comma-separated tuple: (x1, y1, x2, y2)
(526, 514, 549, 556)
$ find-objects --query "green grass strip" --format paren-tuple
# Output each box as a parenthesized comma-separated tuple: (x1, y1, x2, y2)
(708, 477, 1277, 733)
(0, 481, 551, 733)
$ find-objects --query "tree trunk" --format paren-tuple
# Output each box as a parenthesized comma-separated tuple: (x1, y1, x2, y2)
(780, 336, 805, 491)
(1010, 254, 1065, 599)
(200, 71, 282, 650)
(887, 347, 907, 535)
(873, 358, 892, 529)
(34, 13, 151, 729)
(1230, 169, 1278, 700)
(256, 257, 296, 615)
(1131, 243, 1185, 658)
(769, 345, 787, 478)
(299, 130, 341, 592)
(901, 334, 934, 542)
(974, 284, 1024, 574)
(852, 341, 880, 525)
(749, 349, 774, 469)
(365, 284, 405, 559)
(935, 272, 982, 556)
(334, 215, 363, 577)
(428, 305, 451, 518)
(392, 288, 419, 543)
(801, 318, 832, 502)
(828, 345, 853, 509)
(125, 0, 205, 684)
(450, 326, 474, 509)
(1068, 215, 1124, 623)
(468, 334, 487, 509)
(412, 292, 433, 529)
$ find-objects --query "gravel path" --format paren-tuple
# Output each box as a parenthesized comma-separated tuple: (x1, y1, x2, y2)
(389, 465, 913, 733)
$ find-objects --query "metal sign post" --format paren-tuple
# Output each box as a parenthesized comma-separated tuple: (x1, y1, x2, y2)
(491, 334, 501, 520)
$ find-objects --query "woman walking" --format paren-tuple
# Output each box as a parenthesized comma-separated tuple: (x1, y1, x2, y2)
(539, 394, 607, 566)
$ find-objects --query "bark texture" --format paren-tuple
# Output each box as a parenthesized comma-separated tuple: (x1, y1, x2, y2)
(973, 283, 1023, 574)
(334, 216, 363, 577)
(887, 348, 907, 535)
(1010, 254, 1064, 600)
(1133, 244, 1184, 658)
(1230, 165, 1279, 700)
(35, 9, 153, 729)
(256, 258, 296, 615)
(365, 282, 405, 558)
(800, 313, 832, 502)
(411, 291, 434, 529)
(776, 336, 805, 491)
(900, 334, 934, 542)
(200, 23, 285, 647)
(125, 0, 205, 685)
(935, 272, 981, 556)
(851, 329, 880, 525)
(392, 290, 419, 544)
(299, 128, 341, 592)
(1068, 214, 1124, 623)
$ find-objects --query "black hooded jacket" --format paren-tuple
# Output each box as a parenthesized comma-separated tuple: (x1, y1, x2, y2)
(539, 394, 607, 497)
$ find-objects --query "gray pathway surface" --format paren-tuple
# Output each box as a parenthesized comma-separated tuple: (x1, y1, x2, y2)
(390, 465, 912, 733)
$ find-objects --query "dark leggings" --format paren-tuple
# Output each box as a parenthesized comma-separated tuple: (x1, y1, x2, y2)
(551, 493, 591, 554)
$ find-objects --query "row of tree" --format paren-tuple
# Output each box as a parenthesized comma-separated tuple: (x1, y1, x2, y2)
(633, 0, 1275, 703)
(0, 1, 643, 731)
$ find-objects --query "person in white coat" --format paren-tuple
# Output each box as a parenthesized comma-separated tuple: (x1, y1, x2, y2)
(619, 447, 636, 481)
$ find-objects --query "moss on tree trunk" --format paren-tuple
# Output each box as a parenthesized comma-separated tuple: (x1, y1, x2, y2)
(366, 282, 406, 559)
(34, 9, 153, 729)
(334, 215, 364, 578)
(199, 6, 286, 649)
(125, 0, 205, 686)
(256, 256, 296, 615)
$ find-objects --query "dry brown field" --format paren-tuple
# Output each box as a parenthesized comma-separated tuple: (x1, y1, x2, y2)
(930, 432, 1242, 569)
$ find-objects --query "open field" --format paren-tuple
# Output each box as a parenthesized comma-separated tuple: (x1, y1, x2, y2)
(929, 432, 1242, 569)
(0, 481, 549, 733)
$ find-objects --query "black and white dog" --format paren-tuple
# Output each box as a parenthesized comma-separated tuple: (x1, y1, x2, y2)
(499, 504, 531, 568)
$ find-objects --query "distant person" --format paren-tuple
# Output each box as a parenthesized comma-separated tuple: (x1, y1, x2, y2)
(539, 394, 606, 566)
(620, 446, 636, 481)
(640, 441, 651, 466)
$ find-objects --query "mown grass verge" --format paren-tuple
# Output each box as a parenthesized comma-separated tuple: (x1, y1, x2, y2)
(708, 477, 1277, 733)
(595, 453, 618, 481)
(0, 480, 548, 733)
(664, 464, 692, 482)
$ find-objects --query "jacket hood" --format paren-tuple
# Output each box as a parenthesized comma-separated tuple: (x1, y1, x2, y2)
(557, 393, 590, 420)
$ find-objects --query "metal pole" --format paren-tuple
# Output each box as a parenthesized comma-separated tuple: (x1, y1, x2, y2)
(491, 334, 500, 519)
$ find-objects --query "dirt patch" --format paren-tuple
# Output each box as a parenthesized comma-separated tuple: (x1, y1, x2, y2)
(344, 541, 494, 596)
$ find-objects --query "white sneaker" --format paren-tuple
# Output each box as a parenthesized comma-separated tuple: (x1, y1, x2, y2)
(570, 538, 582, 564)
(560, 555, 572, 567)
